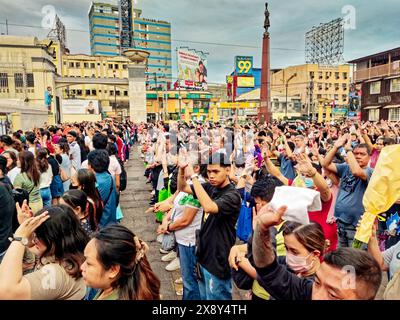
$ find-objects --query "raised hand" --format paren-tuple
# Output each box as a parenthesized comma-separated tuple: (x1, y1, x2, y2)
(257, 205, 287, 231)
(334, 133, 348, 148)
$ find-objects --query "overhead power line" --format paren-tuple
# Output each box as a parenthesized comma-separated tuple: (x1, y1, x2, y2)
(0, 21, 304, 51)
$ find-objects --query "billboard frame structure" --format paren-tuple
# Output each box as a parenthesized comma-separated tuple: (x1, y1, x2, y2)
(176, 46, 209, 90)
(305, 18, 345, 66)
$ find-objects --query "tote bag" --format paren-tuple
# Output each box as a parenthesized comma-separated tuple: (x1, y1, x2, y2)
(236, 192, 253, 242)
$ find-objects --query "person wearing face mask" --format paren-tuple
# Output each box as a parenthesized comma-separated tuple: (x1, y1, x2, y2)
(252, 204, 382, 300)
(229, 177, 285, 301)
(283, 222, 326, 278)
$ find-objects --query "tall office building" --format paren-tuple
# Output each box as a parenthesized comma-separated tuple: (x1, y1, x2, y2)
(88, 1, 172, 88)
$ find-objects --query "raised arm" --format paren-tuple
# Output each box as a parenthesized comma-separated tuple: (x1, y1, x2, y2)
(343, 136, 369, 181)
(322, 134, 348, 174)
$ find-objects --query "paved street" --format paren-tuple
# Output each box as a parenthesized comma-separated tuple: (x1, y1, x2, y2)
(120, 147, 248, 300)
(120, 147, 181, 300)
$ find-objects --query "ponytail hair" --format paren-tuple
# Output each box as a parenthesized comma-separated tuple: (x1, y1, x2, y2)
(36, 148, 49, 173)
(93, 224, 160, 300)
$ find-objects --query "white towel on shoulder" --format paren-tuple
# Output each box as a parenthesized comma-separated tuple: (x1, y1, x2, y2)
(269, 186, 322, 225)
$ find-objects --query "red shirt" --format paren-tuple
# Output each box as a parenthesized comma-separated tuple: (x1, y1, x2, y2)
(308, 195, 338, 253)
(288, 179, 338, 253)
(116, 137, 124, 160)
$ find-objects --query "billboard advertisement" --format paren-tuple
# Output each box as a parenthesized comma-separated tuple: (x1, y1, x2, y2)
(237, 76, 255, 88)
(235, 56, 253, 75)
(62, 100, 99, 115)
(177, 49, 208, 90)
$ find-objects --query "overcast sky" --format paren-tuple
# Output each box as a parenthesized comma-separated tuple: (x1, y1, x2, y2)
(1, 0, 399, 83)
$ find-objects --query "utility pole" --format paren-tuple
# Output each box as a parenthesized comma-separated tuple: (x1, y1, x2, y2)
(285, 73, 297, 118)
(113, 71, 117, 119)
(6, 20, 8, 35)
(176, 47, 182, 121)
(154, 72, 159, 121)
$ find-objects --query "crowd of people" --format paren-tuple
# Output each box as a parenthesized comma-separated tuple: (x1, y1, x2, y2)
(0, 117, 399, 301)
(0, 120, 161, 300)
(139, 118, 400, 301)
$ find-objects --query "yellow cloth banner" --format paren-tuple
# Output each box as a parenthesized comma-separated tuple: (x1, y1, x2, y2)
(355, 145, 400, 244)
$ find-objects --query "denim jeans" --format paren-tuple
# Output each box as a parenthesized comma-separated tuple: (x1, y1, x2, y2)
(40, 187, 52, 207)
(178, 243, 201, 300)
(337, 220, 367, 249)
(198, 265, 232, 300)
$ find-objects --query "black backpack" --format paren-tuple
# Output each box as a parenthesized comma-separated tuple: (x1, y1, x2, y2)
(117, 158, 127, 192)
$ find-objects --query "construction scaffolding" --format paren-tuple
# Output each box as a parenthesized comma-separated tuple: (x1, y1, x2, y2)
(305, 18, 345, 66)
(47, 15, 67, 54)
(119, 0, 133, 53)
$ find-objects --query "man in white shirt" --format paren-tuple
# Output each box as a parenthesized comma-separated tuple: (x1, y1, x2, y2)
(67, 131, 81, 170)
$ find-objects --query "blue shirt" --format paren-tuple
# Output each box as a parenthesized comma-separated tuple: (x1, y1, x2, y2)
(278, 154, 296, 181)
(334, 163, 374, 227)
(96, 172, 117, 228)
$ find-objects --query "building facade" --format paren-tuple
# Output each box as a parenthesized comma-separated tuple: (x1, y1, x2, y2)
(348, 47, 400, 121)
(271, 64, 351, 117)
(60, 54, 131, 116)
(146, 90, 212, 122)
(89, 2, 172, 88)
(0, 36, 55, 129)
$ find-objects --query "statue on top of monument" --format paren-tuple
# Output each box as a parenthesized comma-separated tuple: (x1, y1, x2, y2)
(264, 2, 270, 32)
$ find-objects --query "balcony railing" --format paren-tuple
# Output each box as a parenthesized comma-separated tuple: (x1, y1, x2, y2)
(354, 61, 400, 82)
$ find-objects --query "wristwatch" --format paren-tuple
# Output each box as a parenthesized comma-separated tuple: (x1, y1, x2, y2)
(167, 222, 173, 232)
(8, 234, 29, 246)
(190, 174, 199, 181)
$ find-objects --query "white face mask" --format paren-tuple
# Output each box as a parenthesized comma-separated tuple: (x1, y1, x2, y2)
(286, 252, 315, 274)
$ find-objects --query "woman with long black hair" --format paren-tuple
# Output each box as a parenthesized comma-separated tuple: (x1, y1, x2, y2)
(0, 205, 89, 299)
(13, 151, 43, 213)
(81, 224, 160, 300)
(70, 169, 103, 228)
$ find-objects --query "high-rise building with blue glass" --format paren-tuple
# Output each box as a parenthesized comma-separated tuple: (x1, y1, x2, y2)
(89, 1, 172, 88)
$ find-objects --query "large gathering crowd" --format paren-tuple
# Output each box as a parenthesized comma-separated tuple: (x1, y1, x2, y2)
(0, 117, 399, 300)
(139, 119, 400, 300)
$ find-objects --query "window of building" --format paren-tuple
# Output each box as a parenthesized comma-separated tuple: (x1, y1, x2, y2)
(335, 72, 340, 80)
(325, 72, 330, 79)
(77, 90, 82, 96)
(334, 94, 339, 101)
(124, 91, 128, 96)
(116, 90, 120, 96)
(309, 71, 314, 79)
(92, 90, 97, 95)
(108, 64, 113, 69)
(84, 63, 89, 68)
(318, 72, 323, 79)
(26, 73, 34, 87)
(342, 94, 347, 102)
(390, 78, 400, 92)
(14, 73, 24, 88)
(0, 73, 8, 87)
(389, 108, 400, 121)
(342, 83, 347, 91)
(317, 94, 322, 99)
(76, 62, 81, 68)
(334, 83, 339, 90)
(110, 90, 114, 96)
(123, 64, 127, 69)
(91, 63, 95, 69)
(86, 90, 91, 96)
(343, 72, 348, 80)
(370, 81, 381, 94)
(69, 62, 74, 68)
(114, 64, 119, 69)
(368, 109, 380, 121)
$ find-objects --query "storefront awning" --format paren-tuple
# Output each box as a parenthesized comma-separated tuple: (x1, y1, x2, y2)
(383, 105, 400, 109)
(363, 106, 380, 110)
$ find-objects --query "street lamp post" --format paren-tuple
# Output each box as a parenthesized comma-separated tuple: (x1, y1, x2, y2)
(285, 73, 297, 118)
(113, 71, 117, 119)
